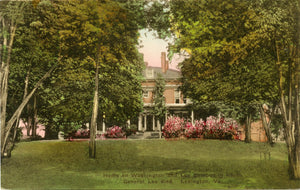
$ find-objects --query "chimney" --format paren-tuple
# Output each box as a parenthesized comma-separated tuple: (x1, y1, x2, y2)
(161, 52, 168, 73)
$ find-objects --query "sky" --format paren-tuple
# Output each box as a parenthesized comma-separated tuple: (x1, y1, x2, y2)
(138, 29, 183, 70)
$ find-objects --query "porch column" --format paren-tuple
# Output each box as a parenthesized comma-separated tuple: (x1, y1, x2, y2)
(152, 115, 155, 131)
(127, 119, 131, 128)
(138, 114, 143, 131)
(191, 110, 194, 125)
(157, 120, 161, 130)
(157, 120, 161, 138)
(144, 115, 147, 131)
(102, 121, 105, 133)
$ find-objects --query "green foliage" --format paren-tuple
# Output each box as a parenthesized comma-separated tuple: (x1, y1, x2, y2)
(5, 0, 183, 142)
(270, 114, 284, 139)
(124, 124, 138, 136)
(53, 0, 144, 126)
(167, 0, 282, 121)
(145, 0, 171, 39)
(6, 0, 145, 137)
(62, 122, 82, 137)
(152, 73, 167, 125)
(7, 1, 58, 120)
(191, 101, 259, 123)
(191, 101, 220, 120)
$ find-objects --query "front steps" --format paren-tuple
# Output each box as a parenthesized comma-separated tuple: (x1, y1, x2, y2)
(127, 131, 161, 139)
(126, 132, 144, 139)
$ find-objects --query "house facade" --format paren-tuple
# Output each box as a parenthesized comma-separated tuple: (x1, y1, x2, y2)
(137, 52, 193, 131)
(136, 52, 271, 143)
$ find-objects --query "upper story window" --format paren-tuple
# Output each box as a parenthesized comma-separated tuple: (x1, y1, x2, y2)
(146, 69, 154, 78)
(175, 90, 180, 104)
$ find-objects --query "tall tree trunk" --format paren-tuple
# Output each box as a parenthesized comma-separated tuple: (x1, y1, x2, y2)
(279, 59, 300, 179)
(0, 2, 26, 158)
(293, 60, 300, 178)
(282, 95, 300, 179)
(275, 36, 300, 178)
(1, 23, 17, 157)
(245, 112, 252, 143)
(292, 4, 300, 179)
(1, 63, 10, 150)
(295, 59, 300, 179)
(1, 66, 55, 157)
(287, 58, 300, 179)
(260, 105, 273, 145)
(89, 65, 99, 159)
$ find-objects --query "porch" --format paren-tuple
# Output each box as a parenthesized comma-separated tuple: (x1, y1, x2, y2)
(138, 103, 194, 132)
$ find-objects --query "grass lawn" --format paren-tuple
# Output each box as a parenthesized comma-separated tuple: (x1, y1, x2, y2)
(1, 139, 300, 189)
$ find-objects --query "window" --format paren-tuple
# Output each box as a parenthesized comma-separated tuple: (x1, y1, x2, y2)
(146, 69, 153, 78)
(175, 90, 180, 104)
(143, 90, 149, 98)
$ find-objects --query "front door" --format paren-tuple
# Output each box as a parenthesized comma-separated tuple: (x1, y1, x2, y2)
(146, 115, 153, 131)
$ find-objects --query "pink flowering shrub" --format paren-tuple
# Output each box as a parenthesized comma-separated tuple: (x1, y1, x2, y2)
(104, 126, 126, 138)
(203, 116, 239, 139)
(184, 120, 205, 138)
(73, 129, 90, 138)
(66, 129, 90, 140)
(163, 117, 185, 138)
(162, 116, 239, 139)
(163, 116, 239, 140)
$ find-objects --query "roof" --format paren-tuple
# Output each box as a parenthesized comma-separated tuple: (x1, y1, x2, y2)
(143, 66, 181, 80)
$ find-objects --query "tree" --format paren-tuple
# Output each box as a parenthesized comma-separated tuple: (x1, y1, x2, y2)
(8, 1, 59, 141)
(249, 0, 300, 179)
(152, 73, 167, 127)
(0, 1, 25, 157)
(167, 0, 300, 179)
(45, 0, 145, 158)
(167, 0, 279, 143)
(260, 104, 276, 145)
(0, 1, 58, 157)
(1, 0, 176, 158)
(89, 56, 99, 158)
